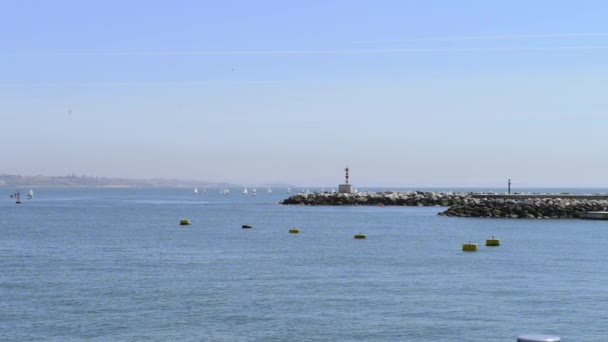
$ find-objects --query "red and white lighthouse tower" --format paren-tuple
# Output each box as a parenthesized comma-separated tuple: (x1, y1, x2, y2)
(338, 165, 355, 193)
(345, 166, 349, 184)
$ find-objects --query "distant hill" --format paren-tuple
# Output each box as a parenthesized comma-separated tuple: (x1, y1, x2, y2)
(0, 174, 230, 188)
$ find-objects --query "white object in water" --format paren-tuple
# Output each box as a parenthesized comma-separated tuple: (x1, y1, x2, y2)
(193, 187, 198, 194)
(28, 189, 34, 199)
(243, 188, 248, 195)
(252, 188, 257, 196)
(267, 188, 272, 194)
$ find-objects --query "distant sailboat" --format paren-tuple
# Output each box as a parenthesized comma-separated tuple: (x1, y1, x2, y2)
(286, 188, 291, 194)
(243, 188, 248, 195)
(267, 188, 272, 195)
(27, 189, 34, 199)
(15, 191, 22, 204)
(193, 187, 198, 194)
(252, 188, 257, 196)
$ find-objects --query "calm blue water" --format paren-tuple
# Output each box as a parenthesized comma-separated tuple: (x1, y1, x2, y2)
(2, 188, 607, 341)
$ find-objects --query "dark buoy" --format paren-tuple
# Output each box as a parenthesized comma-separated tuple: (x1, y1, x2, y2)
(180, 219, 191, 225)
(354, 233, 367, 239)
(517, 334, 560, 342)
(242, 224, 253, 229)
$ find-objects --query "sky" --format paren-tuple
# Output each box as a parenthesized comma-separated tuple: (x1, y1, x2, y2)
(2, 0, 608, 187)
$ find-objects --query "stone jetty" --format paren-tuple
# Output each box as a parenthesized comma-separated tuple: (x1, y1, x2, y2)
(281, 191, 608, 219)
(280, 191, 469, 206)
(440, 197, 608, 219)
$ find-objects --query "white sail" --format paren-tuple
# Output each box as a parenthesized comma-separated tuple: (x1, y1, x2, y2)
(267, 188, 272, 194)
(286, 188, 291, 194)
(193, 187, 198, 194)
(252, 188, 257, 196)
(28, 189, 34, 199)
(243, 188, 248, 195)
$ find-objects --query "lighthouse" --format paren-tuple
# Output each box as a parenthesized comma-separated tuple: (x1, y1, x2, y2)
(338, 166, 355, 193)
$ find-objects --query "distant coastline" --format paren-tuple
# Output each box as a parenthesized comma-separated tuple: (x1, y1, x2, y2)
(0, 174, 228, 188)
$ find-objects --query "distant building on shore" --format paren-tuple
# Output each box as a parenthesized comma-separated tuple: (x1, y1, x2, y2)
(338, 166, 355, 193)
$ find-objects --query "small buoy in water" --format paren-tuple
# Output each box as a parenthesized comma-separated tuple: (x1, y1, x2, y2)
(242, 224, 253, 229)
(289, 228, 301, 234)
(517, 334, 560, 342)
(180, 219, 191, 226)
(354, 233, 367, 239)
(462, 242, 477, 251)
(486, 237, 500, 246)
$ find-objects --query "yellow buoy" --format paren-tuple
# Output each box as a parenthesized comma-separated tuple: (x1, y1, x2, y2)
(486, 237, 500, 246)
(462, 242, 477, 251)
(354, 233, 367, 239)
(180, 219, 191, 226)
(289, 228, 301, 234)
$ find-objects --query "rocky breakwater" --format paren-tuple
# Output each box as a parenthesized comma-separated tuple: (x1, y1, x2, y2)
(280, 191, 469, 206)
(439, 197, 608, 219)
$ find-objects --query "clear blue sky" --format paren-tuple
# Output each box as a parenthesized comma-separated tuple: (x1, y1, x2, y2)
(2, 1, 608, 187)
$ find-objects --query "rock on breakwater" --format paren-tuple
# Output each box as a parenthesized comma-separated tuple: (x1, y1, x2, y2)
(280, 191, 469, 206)
(439, 197, 608, 219)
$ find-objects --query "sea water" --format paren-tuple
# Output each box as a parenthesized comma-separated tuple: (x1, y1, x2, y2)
(2, 188, 607, 341)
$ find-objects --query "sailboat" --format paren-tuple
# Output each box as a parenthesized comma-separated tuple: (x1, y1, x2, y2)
(252, 188, 257, 196)
(15, 191, 22, 204)
(243, 188, 248, 195)
(286, 188, 291, 194)
(27, 189, 34, 199)
(267, 188, 272, 195)
(193, 187, 198, 194)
